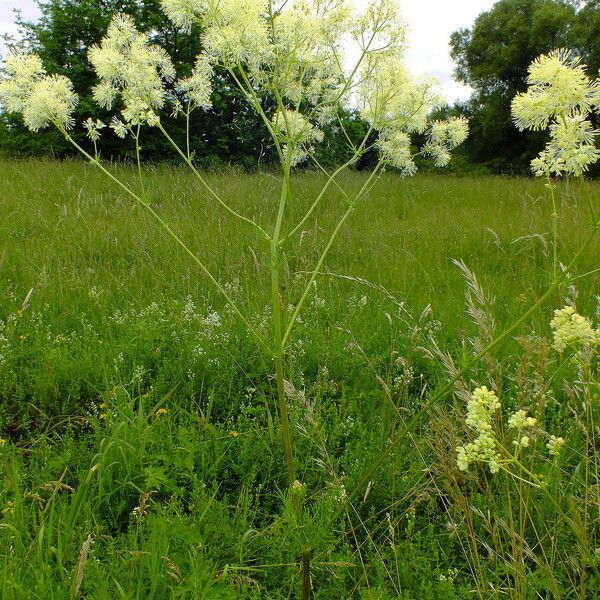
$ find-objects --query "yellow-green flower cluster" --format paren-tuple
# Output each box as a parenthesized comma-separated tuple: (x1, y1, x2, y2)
(358, 52, 447, 173)
(161, 0, 268, 64)
(161, 0, 205, 33)
(84, 118, 106, 142)
(549, 305, 598, 353)
(512, 49, 600, 177)
(508, 409, 537, 449)
(158, 0, 467, 168)
(88, 14, 176, 125)
(456, 386, 502, 474)
(507, 409, 537, 431)
(546, 435, 565, 457)
(0, 52, 78, 132)
(270, 0, 351, 124)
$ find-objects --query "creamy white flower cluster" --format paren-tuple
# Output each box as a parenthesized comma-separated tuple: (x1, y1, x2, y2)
(159, 0, 467, 168)
(457, 387, 565, 472)
(177, 57, 213, 110)
(1, 0, 468, 169)
(422, 117, 470, 168)
(456, 386, 502, 474)
(549, 305, 600, 353)
(161, 0, 268, 64)
(512, 49, 600, 177)
(88, 14, 175, 126)
(0, 52, 78, 132)
(358, 51, 468, 173)
(272, 109, 324, 166)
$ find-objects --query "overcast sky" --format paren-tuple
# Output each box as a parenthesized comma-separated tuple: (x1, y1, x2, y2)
(0, 0, 497, 102)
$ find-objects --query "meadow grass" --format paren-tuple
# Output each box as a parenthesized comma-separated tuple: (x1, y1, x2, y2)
(0, 159, 599, 598)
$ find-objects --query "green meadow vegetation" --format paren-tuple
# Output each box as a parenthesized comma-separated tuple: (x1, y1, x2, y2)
(1, 159, 599, 598)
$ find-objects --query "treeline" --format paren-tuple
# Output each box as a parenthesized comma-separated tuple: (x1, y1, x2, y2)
(1, 0, 599, 174)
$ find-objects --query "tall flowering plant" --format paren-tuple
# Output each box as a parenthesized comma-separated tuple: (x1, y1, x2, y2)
(0, 0, 466, 486)
(0, 3, 467, 594)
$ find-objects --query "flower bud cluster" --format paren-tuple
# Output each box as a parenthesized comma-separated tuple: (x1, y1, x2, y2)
(84, 118, 106, 142)
(512, 49, 600, 177)
(456, 386, 502, 474)
(508, 409, 537, 449)
(549, 306, 599, 353)
(546, 435, 565, 457)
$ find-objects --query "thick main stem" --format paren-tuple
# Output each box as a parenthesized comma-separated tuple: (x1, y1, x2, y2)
(271, 154, 297, 485)
(271, 250, 297, 484)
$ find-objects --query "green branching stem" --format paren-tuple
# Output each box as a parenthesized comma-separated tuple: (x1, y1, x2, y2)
(134, 125, 148, 204)
(56, 123, 271, 356)
(157, 122, 270, 241)
(546, 173, 559, 281)
(271, 146, 297, 485)
(281, 162, 384, 351)
(285, 126, 375, 242)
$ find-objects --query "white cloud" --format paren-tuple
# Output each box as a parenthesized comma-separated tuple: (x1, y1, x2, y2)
(0, 0, 496, 102)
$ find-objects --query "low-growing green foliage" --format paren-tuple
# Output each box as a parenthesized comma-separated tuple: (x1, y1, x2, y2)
(1, 161, 599, 598)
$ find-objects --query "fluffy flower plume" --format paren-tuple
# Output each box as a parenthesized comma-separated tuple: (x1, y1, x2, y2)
(549, 305, 599, 353)
(161, 0, 205, 32)
(177, 57, 213, 110)
(0, 52, 45, 113)
(89, 14, 175, 124)
(531, 115, 600, 177)
(162, 0, 268, 63)
(159, 0, 466, 167)
(422, 117, 469, 167)
(0, 53, 78, 131)
(269, 0, 352, 122)
(456, 386, 502, 474)
(512, 49, 600, 177)
(356, 51, 465, 172)
(272, 109, 324, 166)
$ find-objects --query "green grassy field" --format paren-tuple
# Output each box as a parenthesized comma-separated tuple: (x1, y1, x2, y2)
(1, 159, 599, 598)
